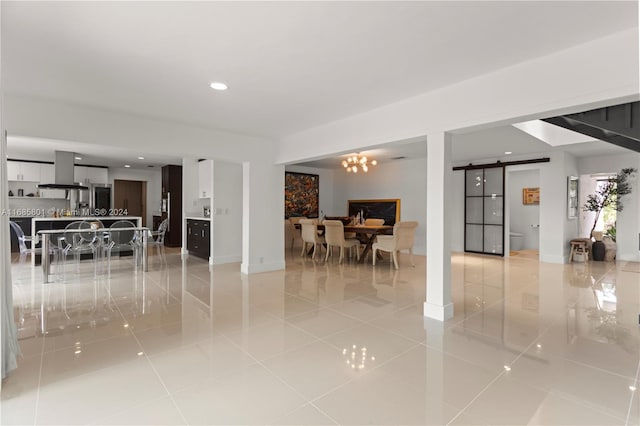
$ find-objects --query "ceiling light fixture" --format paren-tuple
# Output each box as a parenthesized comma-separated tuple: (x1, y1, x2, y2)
(124, 164, 131, 168)
(209, 82, 228, 91)
(75, 156, 82, 160)
(137, 156, 144, 160)
(342, 153, 377, 173)
(504, 151, 512, 155)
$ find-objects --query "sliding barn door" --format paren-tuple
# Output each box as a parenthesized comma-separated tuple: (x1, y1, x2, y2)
(464, 166, 505, 256)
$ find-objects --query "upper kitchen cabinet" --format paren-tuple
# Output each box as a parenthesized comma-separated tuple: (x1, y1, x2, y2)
(198, 159, 213, 199)
(7, 160, 41, 182)
(74, 166, 108, 184)
(40, 163, 55, 184)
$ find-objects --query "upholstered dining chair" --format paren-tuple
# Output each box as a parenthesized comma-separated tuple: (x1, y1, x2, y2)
(372, 221, 418, 269)
(299, 218, 325, 260)
(364, 218, 385, 226)
(323, 220, 361, 263)
(356, 218, 386, 257)
(288, 216, 305, 249)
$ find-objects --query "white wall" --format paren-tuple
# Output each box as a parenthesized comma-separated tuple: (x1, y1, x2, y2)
(333, 156, 427, 255)
(578, 153, 640, 262)
(450, 170, 465, 252)
(284, 165, 334, 218)
(108, 167, 162, 227)
(562, 153, 580, 256)
(213, 160, 242, 264)
(507, 170, 540, 250)
(535, 151, 580, 263)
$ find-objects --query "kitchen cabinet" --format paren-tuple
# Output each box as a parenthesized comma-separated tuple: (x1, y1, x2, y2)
(198, 159, 213, 198)
(7, 161, 41, 182)
(186, 219, 210, 261)
(74, 166, 108, 184)
(40, 163, 55, 184)
(162, 165, 183, 247)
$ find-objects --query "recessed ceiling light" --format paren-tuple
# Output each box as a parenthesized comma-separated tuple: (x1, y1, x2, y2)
(209, 82, 228, 91)
(124, 164, 131, 168)
(504, 151, 512, 155)
(137, 156, 144, 160)
(75, 156, 82, 160)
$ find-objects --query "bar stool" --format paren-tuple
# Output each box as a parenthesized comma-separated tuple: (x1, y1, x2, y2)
(569, 238, 591, 262)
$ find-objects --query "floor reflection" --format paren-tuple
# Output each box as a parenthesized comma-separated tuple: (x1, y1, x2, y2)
(4, 248, 640, 425)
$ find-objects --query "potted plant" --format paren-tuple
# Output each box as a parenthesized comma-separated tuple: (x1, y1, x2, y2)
(582, 167, 636, 260)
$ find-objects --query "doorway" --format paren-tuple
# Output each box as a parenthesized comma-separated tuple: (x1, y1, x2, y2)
(506, 169, 540, 258)
(464, 166, 505, 256)
(579, 173, 617, 240)
(114, 179, 147, 226)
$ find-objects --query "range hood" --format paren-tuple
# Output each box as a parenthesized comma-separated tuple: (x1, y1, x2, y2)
(37, 151, 89, 190)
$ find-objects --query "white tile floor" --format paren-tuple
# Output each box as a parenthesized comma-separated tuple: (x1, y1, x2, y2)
(2, 246, 639, 425)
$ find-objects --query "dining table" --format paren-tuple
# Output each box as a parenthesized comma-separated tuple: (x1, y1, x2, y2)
(38, 226, 150, 283)
(296, 223, 393, 263)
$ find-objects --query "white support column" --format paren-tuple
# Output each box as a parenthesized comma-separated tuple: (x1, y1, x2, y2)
(424, 132, 454, 321)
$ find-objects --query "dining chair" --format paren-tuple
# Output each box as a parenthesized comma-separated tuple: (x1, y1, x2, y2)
(9, 221, 40, 261)
(288, 216, 305, 249)
(58, 220, 101, 278)
(356, 218, 386, 257)
(149, 218, 168, 245)
(103, 220, 141, 275)
(299, 218, 325, 260)
(323, 220, 360, 263)
(372, 221, 418, 269)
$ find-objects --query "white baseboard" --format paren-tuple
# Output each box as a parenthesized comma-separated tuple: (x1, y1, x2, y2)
(212, 255, 242, 265)
(540, 254, 566, 264)
(241, 261, 286, 274)
(617, 254, 640, 262)
(423, 302, 454, 321)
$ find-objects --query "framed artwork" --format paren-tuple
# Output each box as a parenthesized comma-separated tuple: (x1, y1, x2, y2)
(348, 199, 400, 226)
(284, 172, 319, 218)
(522, 187, 540, 205)
(567, 176, 579, 219)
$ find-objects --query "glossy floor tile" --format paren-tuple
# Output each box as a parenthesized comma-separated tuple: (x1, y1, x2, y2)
(2, 248, 640, 425)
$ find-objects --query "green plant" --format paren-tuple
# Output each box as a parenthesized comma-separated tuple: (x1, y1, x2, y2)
(605, 224, 616, 242)
(583, 168, 637, 239)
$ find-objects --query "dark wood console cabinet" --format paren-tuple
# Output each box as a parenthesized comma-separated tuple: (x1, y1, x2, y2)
(186, 219, 210, 261)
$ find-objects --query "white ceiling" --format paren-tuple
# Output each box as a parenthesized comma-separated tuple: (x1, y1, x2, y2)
(6, 136, 182, 170)
(2, 1, 637, 139)
(295, 124, 630, 169)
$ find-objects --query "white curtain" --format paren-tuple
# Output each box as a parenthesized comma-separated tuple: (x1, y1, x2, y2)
(1, 125, 19, 379)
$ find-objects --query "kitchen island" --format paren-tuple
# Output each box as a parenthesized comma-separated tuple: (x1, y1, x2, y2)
(32, 216, 142, 265)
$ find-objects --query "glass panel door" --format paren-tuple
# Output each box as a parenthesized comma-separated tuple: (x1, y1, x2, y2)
(464, 167, 505, 256)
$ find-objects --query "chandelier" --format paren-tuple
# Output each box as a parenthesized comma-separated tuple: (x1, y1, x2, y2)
(342, 153, 377, 173)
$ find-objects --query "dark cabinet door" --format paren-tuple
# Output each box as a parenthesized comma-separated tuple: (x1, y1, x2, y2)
(162, 165, 182, 247)
(186, 219, 210, 260)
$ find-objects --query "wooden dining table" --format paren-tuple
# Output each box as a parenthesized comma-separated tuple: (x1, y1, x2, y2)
(295, 223, 393, 263)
